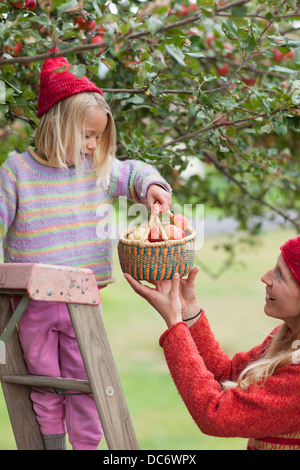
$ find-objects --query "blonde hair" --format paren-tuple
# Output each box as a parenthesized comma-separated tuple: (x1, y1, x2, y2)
(223, 323, 300, 390)
(35, 92, 116, 187)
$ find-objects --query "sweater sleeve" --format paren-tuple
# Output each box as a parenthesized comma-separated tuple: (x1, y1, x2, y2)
(159, 322, 300, 438)
(0, 163, 18, 241)
(188, 312, 277, 383)
(106, 158, 171, 203)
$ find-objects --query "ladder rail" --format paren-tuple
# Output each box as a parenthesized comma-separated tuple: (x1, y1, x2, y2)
(0, 262, 139, 450)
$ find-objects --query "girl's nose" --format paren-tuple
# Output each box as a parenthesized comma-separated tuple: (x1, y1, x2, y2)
(87, 138, 97, 151)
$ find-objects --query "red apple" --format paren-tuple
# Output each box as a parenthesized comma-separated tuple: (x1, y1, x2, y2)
(224, 42, 233, 56)
(206, 34, 216, 47)
(273, 48, 285, 61)
(148, 226, 162, 243)
(7, 42, 22, 56)
(164, 224, 185, 240)
(176, 2, 197, 16)
(241, 76, 257, 87)
(217, 64, 230, 76)
(25, 0, 36, 10)
(10, 0, 30, 8)
(90, 35, 104, 55)
(97, 25, 105, 36)
(171, 213, 189, 231)
(75, 12, 96, 31)
(272, 47, 294, 61)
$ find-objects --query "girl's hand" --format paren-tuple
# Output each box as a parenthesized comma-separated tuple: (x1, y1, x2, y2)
(146, 184, 172, 213)
(124, 273, 182, 328)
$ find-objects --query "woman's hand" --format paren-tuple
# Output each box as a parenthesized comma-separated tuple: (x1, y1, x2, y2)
(124, 273, 182, 328)
(124, 267, 201, 328)
(146, 184, 172, 213)
(178, 266, 201, 325)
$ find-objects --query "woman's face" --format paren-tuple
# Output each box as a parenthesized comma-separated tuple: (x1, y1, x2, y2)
(261, 253, 300, 330)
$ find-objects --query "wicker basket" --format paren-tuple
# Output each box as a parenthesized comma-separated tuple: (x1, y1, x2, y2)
(118, 210, 196, 282)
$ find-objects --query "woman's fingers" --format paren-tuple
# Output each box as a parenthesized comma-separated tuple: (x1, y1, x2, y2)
(124, 274, 156, 302)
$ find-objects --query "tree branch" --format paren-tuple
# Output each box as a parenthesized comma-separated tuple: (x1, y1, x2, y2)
(201, 149, 300, 231)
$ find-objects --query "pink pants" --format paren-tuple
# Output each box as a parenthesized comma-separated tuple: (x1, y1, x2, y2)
(12, 298, 103, 450)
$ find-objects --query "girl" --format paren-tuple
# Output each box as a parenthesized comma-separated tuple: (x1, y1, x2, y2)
(0, 52, 172, 450)
(125, 236, 300, 450)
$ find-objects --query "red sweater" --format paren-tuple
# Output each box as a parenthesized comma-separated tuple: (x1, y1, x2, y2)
(159, 313, 300, 450)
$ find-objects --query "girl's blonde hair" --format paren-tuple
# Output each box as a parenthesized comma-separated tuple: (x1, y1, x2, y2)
(35, 92, 116, 187)
(223, 323, 300, 390)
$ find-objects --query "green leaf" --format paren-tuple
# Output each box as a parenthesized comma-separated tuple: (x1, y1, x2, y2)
(260, 124, 272, 134)
(232, 5, 248, 17)
(272, 121, 288, 136)
(147, 17, 164, 34)
(185, 52, 206, 58)
(68, 64, 86, 79)
(165, 44, 186, 67)
(222, 20, 239, 41)
(270, 65, 297, 74)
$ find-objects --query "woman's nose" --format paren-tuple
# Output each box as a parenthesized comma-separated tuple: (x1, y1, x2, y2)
(261, 270, 272, 285)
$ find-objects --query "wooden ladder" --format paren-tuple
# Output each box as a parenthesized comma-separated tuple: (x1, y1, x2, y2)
(0, 263, 139, 450)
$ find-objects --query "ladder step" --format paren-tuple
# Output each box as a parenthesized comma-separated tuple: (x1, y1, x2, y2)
(1, 374, 91, 394)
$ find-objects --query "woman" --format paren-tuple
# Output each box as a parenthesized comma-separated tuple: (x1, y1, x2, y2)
(124, 236, 300, 450)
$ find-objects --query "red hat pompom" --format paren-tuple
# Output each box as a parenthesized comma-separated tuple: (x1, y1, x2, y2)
(280, 237, 300, 285)
(37, 48, 103, 118)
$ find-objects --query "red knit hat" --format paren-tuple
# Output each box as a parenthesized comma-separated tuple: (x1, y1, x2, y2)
(280, 237, 300, 285)
(37, 49, 103, 118)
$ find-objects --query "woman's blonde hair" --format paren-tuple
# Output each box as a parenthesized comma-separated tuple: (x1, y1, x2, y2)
(35, 92, 116, 187)
(223, 323, 300, 390)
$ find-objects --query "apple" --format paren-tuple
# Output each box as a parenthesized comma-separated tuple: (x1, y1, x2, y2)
(75, 12, 96, 31)
(241, 76, 257, 87)
(176, 2, 197, 16)
(163, 224, 185, 240)
(171, 213, 189, 231)
(206, 34, 216, 47)
(148, 226, 162, 243)
(90, 35, 104, 55)
(217, 64, 230, 76)
(10, 0, 30, 8)
(6, 42, 22, 56)
(25, 0, 36, 10)
(133, 226, 146, 241)
(287, 50, 295, 59)
(97, 25, 105, 36)
(273, 47, 294, 61)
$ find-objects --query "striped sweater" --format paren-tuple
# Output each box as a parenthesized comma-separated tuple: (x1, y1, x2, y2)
(160, 314, 300, 450)
(0, 147, 171, 286)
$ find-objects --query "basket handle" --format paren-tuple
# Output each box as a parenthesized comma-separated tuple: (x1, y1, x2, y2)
(141, 202, 172, 243)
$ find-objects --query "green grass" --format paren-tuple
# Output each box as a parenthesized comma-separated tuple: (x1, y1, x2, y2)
(0, 226, 295, 450)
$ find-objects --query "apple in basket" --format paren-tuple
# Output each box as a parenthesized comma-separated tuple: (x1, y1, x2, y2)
(170, 213, 189, 231)
(132, 226, 147, 240)
(164, 224, 185, 240)
(148, 226, 162, 242)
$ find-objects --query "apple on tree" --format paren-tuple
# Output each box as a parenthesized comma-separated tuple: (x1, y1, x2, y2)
(217, 64, 230, 76)
(75, 12, 96, 31)
(90, 35, 104, 55)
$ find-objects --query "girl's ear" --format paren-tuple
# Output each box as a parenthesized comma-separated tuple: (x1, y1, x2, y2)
(50, 116, 56, 134)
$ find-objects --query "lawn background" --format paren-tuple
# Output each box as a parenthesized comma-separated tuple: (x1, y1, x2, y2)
(0, 226, 294, 450)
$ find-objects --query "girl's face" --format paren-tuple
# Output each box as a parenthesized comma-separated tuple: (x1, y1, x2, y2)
(261, 253, 300, 330)
(81, 107, 108, 158)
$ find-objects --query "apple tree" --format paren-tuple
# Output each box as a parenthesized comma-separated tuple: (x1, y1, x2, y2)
(0, 0, 300, 270)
